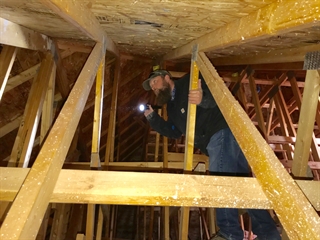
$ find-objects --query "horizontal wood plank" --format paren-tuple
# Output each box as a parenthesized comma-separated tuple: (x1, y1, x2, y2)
(0, 167, 319, 211)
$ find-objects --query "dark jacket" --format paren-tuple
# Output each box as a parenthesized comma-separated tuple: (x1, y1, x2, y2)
(147, 73, 228, 155)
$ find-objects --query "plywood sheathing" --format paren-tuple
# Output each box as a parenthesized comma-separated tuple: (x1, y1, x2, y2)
(1, 1, 319, 59)
(88, 0, 276, 56)
(0, 2, 86, 40)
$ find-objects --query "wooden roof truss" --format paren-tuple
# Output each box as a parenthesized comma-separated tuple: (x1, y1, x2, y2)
(0, 0, 319, 239)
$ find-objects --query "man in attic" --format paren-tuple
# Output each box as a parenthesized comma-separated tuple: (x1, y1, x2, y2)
(142, 70, 281, 240)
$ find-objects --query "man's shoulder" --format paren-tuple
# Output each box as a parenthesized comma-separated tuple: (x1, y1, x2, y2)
(176, 73, 190, 85)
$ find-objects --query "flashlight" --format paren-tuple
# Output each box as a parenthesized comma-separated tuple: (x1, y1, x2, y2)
(138, 104, 162, 112)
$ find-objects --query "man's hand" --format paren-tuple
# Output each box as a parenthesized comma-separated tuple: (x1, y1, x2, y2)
(188, 79, 202, 105)
(144, 104, 154, 117)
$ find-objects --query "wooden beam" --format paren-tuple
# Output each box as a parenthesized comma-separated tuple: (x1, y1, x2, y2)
(63, 156, 207, 171)
(212, 44, 320, 65)
(248, 73, 288, 119)
(4, 64, 39, 93)
(91, 57, 105, 168)
(40, 0, 118, 57)
(290, 76, 320, 164)
(86, 204, 95, 240)
(184, 46, 199, 170)
(56, 39, 93, 54)
(292, 70, 320, 176)
(49, 204, 71, 240)
(154, 111, 161, 162)
(40, 62, 56, 143)
(104, 59, 120, 164)
(266, 99, 275, 136)
(1, 48, 75, 138)
(276, 89, 296, 136)
(8, 51, 55, 168)
(4, 45, 72, 96)
(0, 168, 319, 211)
(273, 93, 291, 153)
(96, 206, 104, 240)
(163, 0, 320, 60)
(248, 74, 267, 138)
(0, 45, 17, 101)
(0, 43, 105, 240)
(196, 52, 320, 239)
(0, 91, 63, 139)
(0, 17, 51, 51)
(180, 45, 199, 240)
(163, 105, 170, 240)
(280, 159, 320, 170)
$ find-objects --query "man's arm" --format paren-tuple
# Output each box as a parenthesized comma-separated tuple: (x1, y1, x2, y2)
(145, 109, 182, 139)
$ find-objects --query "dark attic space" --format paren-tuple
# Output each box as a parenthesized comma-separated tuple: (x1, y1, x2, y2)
(0, 0, 320, 240)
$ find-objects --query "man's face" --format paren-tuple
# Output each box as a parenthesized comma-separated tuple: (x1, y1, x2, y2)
(149, 75, 171, 105)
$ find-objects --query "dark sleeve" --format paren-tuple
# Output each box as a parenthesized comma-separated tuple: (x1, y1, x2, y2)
(146, 112, 182, 139)
(198, 73, 217, 109)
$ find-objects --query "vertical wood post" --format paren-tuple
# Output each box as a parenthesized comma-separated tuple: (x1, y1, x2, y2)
(179, 44, 199, 240)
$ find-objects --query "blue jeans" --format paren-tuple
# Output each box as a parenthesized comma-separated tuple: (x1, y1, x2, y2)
(206, 128, 281, 240)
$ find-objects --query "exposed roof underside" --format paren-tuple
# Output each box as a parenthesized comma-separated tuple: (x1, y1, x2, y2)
(0, 0, 319, 59)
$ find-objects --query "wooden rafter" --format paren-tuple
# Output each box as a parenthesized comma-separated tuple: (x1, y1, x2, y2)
(164, 0, 320, 60)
